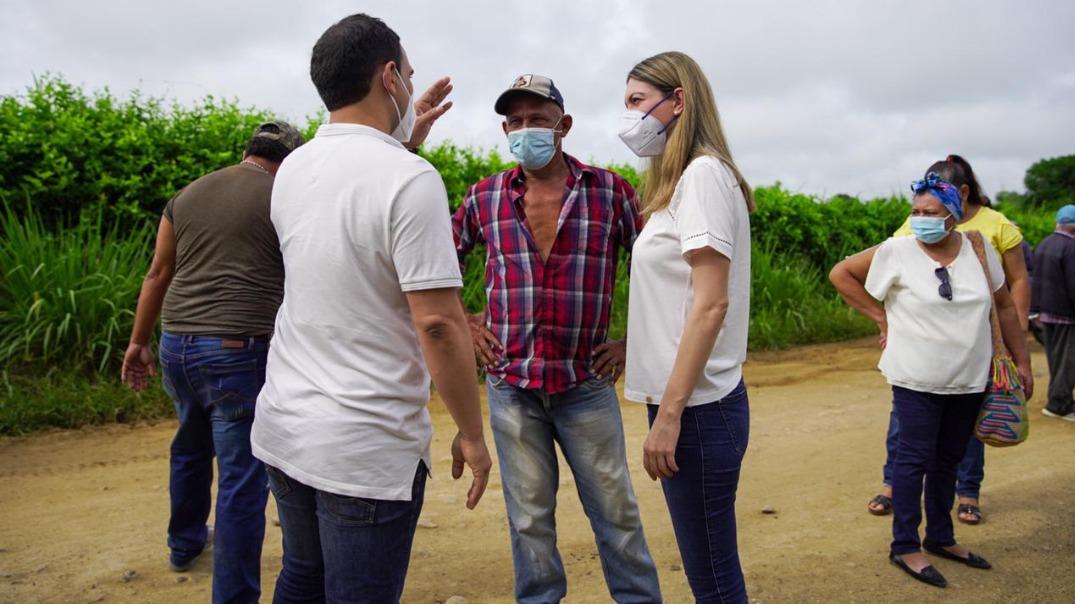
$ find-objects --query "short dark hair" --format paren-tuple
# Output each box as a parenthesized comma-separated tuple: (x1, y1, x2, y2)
(310, 14, 401, 111)
(244, 136, 292, 163)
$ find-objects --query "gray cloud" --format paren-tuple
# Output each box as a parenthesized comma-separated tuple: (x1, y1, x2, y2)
(3, 0, 1072, 199)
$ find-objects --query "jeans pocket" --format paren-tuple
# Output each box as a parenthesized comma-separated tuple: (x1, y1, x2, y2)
(317, 491, 377, 526)
(487, 374, 509, 389)
(718, 385, 750, 457)
(265, 465, 292, 499)
(199, 360, 260, 421)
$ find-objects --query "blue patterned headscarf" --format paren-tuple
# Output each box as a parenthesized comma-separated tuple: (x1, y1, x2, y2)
(910, 172, 963, 220)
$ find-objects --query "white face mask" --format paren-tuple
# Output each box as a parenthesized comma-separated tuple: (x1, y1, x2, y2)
(618, 92, 676, 157)
(385, 68, 415, 143)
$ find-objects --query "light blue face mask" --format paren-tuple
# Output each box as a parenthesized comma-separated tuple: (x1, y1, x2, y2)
(909, 216, 951, 244)
(507, 120, 560, 169)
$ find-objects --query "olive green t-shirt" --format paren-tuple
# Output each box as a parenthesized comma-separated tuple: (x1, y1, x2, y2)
(161, 163, 283, 336)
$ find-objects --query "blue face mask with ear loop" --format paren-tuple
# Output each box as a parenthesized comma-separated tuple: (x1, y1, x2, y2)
(507, 118, 562, 169)
(909, 215, 952, 244)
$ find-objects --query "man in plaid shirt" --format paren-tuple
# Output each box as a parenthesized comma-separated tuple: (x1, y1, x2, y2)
(453, 74, 662, 604)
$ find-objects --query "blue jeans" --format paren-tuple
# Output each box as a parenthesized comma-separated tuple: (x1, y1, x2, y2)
(648, 380, 750, 604)
(159, 333, 270, 604)
(882, 406, 984, 499)
(486, 375, 661, 604)
(265, 462, 427, 604)
(889, 386, 983, 555)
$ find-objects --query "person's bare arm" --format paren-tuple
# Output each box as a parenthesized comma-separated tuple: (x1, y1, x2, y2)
(993, 284, 1034, 399)
(407, 288, 492, 509)
(828, 245, 887, 347)
(121, 217, 176, 392)
(1000, 245, 1031, 332)
(643, 248, 728, 481)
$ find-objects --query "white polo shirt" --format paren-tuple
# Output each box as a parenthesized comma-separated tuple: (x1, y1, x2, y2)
(625, 156, 752, 407)
(251, 123, 463, 501)
(866, 234, 1004, 394)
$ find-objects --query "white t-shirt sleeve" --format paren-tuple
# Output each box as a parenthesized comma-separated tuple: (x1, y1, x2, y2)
(865, 239, 900, 301)
(670, 159, 739, 261)
(390, 169, 464, 292)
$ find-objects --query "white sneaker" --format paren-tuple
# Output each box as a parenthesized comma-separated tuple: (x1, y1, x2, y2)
(1041, 408, 1075, 422)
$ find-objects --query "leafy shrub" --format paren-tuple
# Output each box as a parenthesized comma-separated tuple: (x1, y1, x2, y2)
(0, 74, 289, 228)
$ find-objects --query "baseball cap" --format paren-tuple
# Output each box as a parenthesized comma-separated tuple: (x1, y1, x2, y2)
(494, 74, 565, 115)
(1057, 204, 1075, 224)
(251, 121, 305, 152)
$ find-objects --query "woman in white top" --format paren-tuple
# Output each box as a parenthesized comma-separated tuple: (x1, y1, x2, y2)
(619, 51, 754, 604)
(829, 174, 1033, 589)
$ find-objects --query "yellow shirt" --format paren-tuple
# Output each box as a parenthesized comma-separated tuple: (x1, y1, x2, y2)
(894, 206, 1023, 255)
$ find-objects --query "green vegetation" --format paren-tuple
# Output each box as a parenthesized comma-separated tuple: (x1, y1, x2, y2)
(0, 75, 1061, 434)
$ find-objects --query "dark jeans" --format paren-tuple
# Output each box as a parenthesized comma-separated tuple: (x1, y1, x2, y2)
(159, 333, 269, 604)
(648, 380, 749, 604)
(1043, 323, 1075, 415)
(266, 462, 427, 604)
(889, 386, 983, 555)
(882, 408, 984, 499)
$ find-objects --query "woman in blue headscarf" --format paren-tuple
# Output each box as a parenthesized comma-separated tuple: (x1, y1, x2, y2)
(829, 173, 1033, 588)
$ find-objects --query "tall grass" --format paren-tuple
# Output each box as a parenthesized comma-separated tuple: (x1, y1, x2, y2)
(0, 202, 154, 374)
(749, 243, 875, 349)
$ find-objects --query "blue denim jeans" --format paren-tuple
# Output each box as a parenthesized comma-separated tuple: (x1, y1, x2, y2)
(882, 405, 984, 499)
(159, 333, 270, 604)
(265, 462, 427, 604)
(486, 375, 661, 604)
(889, 386, 983, 555)
(648, 380, 750, 604)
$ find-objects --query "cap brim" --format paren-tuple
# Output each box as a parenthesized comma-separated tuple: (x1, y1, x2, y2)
(494, 89, 561, 115)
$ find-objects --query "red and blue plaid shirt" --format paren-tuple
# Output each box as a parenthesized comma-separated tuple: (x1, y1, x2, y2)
(453, 154, 642, 394)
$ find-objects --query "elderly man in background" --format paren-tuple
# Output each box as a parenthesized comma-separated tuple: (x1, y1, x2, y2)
(1035, 204, 1075, 421)
(122, 121, 305, 604)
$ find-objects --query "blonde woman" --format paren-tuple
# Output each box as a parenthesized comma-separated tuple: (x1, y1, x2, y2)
(620, 51, 754, 604)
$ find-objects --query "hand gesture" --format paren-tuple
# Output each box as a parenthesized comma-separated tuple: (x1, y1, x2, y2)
(406, 77, 454, 150)
(121, 343, 156, 392)
(451, 431, 492, 509)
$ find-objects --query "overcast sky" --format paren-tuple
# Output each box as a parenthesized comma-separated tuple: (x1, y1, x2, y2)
(3, 0, 1073, 200)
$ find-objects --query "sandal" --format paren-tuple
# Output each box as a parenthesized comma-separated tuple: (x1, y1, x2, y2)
(957, 503, 982, 525)
(868, 494, 893, 516)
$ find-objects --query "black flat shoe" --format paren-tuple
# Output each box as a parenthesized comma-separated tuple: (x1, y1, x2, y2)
(889, 551, 947, 588)
(923, 539, 993, 569)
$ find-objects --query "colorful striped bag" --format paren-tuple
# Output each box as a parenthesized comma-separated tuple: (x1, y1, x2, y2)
(967, 230, 1029, 447)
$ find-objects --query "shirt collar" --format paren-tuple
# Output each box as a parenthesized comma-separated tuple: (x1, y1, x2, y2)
(314, 123, 405, 149)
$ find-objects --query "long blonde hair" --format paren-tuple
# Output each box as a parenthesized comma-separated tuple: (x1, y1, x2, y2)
(628, 51, 754, 215)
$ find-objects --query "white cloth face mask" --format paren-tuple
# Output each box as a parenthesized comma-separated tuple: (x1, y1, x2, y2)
(386, 68, 416, 143)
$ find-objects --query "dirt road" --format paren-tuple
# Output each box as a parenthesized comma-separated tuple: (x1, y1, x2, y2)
(1, 338, 1072, 603)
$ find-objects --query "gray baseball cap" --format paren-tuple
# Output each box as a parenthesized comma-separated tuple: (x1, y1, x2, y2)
(251, 121, 305, 152)
(494, 74, 565, 115)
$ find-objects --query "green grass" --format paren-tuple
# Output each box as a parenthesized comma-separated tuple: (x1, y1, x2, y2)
(0, 368, 172, 435)
(748, 243, 875, 350)
(0, 202, 153, 374)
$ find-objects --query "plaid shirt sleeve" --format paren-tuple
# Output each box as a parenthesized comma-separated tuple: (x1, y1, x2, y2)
(452, 183, 484, 274)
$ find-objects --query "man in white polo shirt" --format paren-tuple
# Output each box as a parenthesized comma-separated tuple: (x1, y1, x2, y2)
(250, 13, 491, 602)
